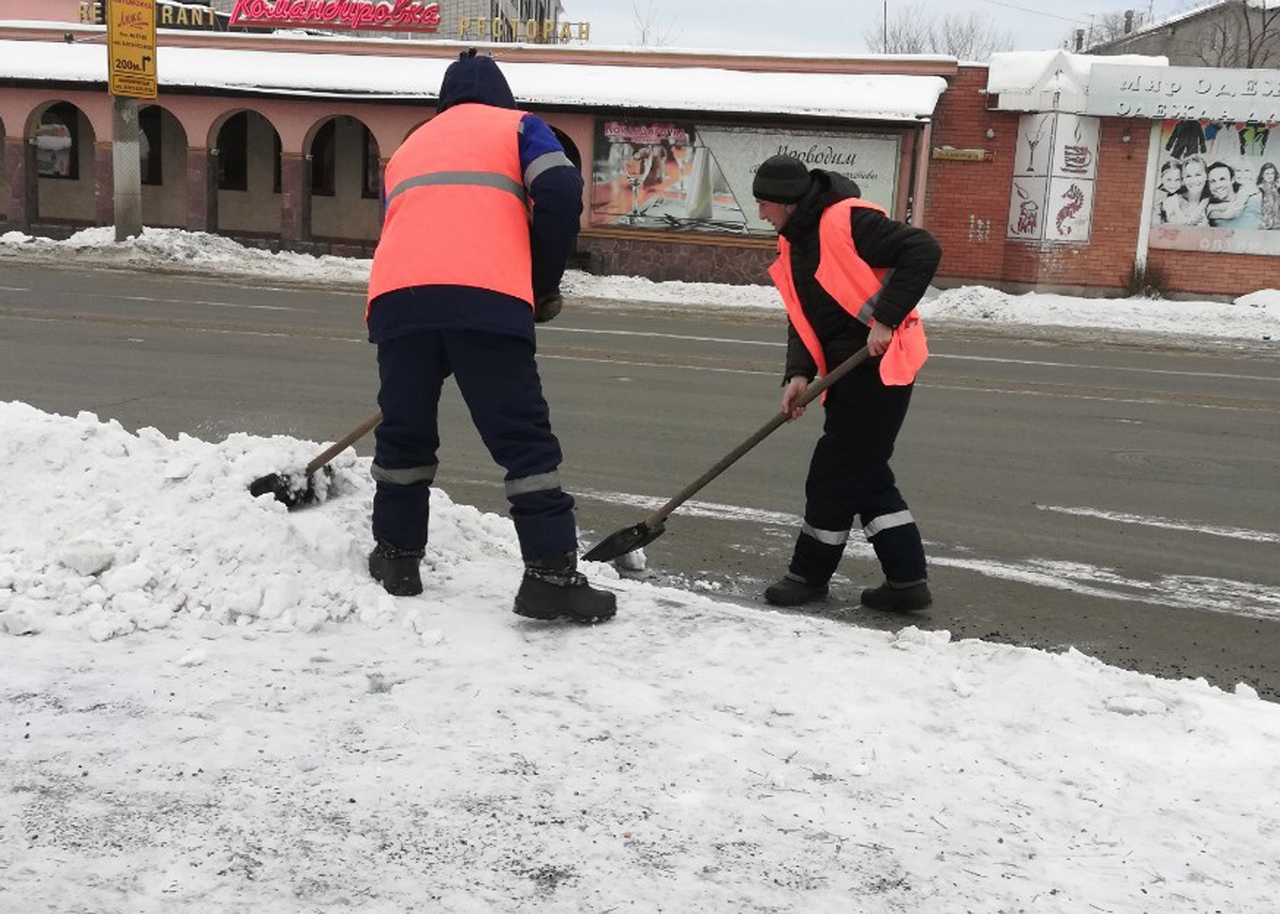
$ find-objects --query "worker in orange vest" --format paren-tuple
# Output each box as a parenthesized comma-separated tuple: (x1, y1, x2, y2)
(364, 50, 615, 624)
(753, 154, 940, 612)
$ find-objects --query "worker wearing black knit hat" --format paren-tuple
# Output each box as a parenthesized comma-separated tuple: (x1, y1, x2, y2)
(754, 154, 941, 613)
(752, 154, 813, 203)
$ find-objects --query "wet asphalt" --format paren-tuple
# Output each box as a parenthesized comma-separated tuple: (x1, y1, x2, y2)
(1, 257, 1276, 698)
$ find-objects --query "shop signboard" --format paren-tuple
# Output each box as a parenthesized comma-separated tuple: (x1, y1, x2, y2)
(589, 120, 900, 235)
(1007, 113, 1099, 243)
(107, 0, 158, 99)
(228, 0, 441, 32)
(1149, 120, 1280, 257)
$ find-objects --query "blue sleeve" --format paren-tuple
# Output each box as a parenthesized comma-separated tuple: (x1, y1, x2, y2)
(519, 113, 584, 297)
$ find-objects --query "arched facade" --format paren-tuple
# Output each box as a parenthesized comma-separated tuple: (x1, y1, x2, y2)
(1, 12, 948, 284)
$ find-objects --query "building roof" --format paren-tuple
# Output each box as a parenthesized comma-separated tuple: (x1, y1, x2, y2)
(0, 27, 949, 122)
(986, 49, 1167, 112)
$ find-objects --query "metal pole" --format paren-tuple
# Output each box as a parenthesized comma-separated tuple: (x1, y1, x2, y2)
(112, 95, 143, 242)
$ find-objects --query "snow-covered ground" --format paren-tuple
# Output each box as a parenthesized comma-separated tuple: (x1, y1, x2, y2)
(2, 228, 1278, 912)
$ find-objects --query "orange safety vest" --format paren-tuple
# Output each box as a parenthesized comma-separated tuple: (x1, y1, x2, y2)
(767, 197, 928, 387)
(366, 104, 533, 317)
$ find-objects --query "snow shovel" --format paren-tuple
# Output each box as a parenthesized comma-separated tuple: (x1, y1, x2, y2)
(248, 410, 382, 509)
(583, 345, 870, 563)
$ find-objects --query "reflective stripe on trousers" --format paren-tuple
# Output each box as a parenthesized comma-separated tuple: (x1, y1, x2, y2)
(371, 462, 437, 486)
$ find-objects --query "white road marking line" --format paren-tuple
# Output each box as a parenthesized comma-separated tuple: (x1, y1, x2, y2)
(923, 382, 1258, 412)
(934, 352, 1279, 384)
(1039, 505, 1280, 544)
(544, 327, 783, 347)
(539, 353, 775, 377)
(441, 478, 1278, 620)
(109, 294, 295, 312)
(931, 555, 1280, 623)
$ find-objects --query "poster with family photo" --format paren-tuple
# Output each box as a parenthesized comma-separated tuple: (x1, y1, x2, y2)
(1150, 119, 1280, 257)
(1008, 113, 1099, 242)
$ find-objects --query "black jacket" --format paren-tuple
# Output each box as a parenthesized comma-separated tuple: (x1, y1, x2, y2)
(780, 170, 941, 382)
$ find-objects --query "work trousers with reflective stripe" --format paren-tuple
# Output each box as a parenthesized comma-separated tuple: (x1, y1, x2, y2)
(789, 363, 926, 585)
(371, 328, 577, 561)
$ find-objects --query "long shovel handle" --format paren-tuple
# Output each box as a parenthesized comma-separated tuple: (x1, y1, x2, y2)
(305, 410, 382, 475)
(641, 346, 870, 528)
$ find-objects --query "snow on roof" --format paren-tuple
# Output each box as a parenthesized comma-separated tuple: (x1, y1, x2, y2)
(0, 35, 947, 121)
(986, 49, 1167, 112)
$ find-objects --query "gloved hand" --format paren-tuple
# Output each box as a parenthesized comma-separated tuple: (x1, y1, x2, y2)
(534, 291, 563, 324)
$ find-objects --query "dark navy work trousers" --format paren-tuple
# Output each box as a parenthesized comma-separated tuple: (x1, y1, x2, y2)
(371, 329, 577, 561)
(790, 363, 927, 585)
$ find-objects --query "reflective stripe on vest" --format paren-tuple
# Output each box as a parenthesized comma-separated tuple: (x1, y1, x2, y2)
(768, 197, 928, 387)
(367, 104, 534, 314)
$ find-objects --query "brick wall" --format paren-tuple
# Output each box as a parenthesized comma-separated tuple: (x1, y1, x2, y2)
(925, 65, 1275, 299)
(925, 67, 1142, 295)
(576, 231, 774, 286)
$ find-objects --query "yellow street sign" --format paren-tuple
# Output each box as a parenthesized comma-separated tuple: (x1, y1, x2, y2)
(106, 0, 157, 99)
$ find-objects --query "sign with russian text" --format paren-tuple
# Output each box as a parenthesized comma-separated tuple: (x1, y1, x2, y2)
(107, 0, 158, 99)
(1087, 64, 1280, 124)
(458, 17, 590, 43)
(229, 0, 441, 32)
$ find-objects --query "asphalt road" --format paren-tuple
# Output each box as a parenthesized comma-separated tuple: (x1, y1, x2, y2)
(2, 259, 1278, 698)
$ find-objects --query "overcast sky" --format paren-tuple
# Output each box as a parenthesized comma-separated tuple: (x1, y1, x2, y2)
(561, 0, 1197, 56)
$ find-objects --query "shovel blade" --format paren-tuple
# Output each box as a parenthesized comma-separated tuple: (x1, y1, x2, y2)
(248, 466, 334, 510)
(582, 520, 666, 564)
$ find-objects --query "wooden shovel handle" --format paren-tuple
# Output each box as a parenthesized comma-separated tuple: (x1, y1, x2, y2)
(642, 346, 870, 528)
(305, 411, 382, 475)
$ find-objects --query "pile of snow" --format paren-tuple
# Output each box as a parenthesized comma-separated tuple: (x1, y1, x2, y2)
(3, 401, 1279, 911)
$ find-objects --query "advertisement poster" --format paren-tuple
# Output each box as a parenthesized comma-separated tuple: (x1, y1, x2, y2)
(589, 120, 900, 235)
(35, 120, 73, 178)
(1150, 119, 1280, 257)
(1008, 113, 1099, 243)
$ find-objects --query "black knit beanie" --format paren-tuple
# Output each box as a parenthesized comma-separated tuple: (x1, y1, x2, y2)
(752, 154, 811, 203)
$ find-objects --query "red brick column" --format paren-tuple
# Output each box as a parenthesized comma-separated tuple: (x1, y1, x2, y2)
(4, 135, 35, 229)
(95, 140, 114, 226)
(279, 151, 310, 242)
(186, 147, 216, 232)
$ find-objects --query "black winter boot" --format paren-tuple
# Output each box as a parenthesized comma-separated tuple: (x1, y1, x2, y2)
(860, 579, 932, 612)
(514, 552, 617, 623)
(369, 540, 424, 597)
(763, 573, 829, 607)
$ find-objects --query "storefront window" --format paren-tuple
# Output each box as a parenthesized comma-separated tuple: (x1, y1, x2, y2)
(362, 126, 380, 200)
(36, 104, 77, 180)
(217, 113, 248, 191)
(311, 120, 336, 197)
(140, 106, 162, 186)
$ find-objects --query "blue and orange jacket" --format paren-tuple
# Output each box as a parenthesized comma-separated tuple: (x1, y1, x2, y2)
(366, 53, 583, 343)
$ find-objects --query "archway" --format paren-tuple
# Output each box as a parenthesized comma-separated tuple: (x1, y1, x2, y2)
(212, 109, 282, 236)
(0, 115, 7, 223)
(307, 114, 381, 242)
(551, 126, 582, 171)
(30, 101, 96, 225)
(139, 105, 189, 228)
